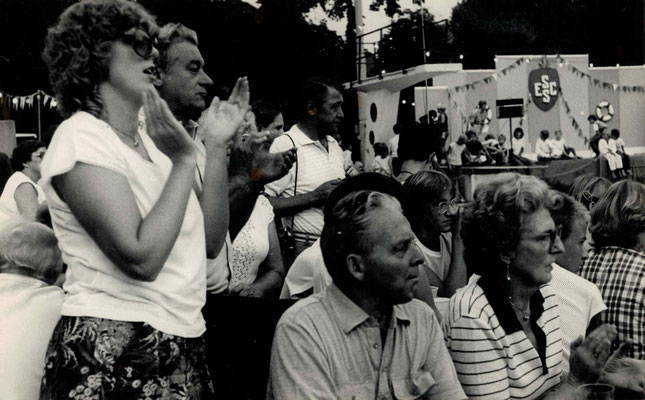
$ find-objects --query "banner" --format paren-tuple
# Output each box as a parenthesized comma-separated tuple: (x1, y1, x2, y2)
(0, 89, 57, 110)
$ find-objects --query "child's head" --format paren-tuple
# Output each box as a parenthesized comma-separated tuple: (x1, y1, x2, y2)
(498, 134, 506, 145)
(373, 142, 389, 158)
(484, 134, 495, 141)
(554, 130, 562, 140)
(466, 130, 477, 140)
(611, 128, 620, 139)
(457, 134, 467, 145)
(540, 130, 550, 140)
(601, 127, 610, 139)
(513, 127, 524, 139)
(588, 115, 598, 123)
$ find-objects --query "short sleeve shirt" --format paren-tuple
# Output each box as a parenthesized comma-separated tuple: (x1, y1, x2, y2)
(40, 111, 207, 338)
(269, 284, 466, 400)
(264, 125, 345, 235)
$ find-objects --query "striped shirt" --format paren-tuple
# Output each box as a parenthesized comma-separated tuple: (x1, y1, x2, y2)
(580, 246, 645, 359)
(264, 125, 345, 235)
(443, 275, 563, 399)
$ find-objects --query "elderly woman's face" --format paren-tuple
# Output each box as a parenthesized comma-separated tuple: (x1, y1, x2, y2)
(510, 207, 564, 286)
(555, 214, 589, 273)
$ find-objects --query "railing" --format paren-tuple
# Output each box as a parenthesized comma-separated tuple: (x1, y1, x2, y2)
(355, 17, 452, 82)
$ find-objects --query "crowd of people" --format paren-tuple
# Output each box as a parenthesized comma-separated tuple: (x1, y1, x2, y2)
(1, 0, 645, 399)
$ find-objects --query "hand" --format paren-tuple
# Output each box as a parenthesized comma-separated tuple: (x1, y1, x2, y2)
(198, 77, 250, 147)
(229, 132, 297, 185)
(142, 88, 196, 163)
(229, 283, 262, 298)
(600, 340, 645, 393)
(569, 324, 617, 384)
(313, 179, 342, 204)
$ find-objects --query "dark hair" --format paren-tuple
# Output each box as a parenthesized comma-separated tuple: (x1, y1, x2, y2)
(466, 130, 477, 139)
(588, 115, 598, 122)
(10, 140, 46, 172)
(156, 23, 198, 72)
(403, 170, 453, 230)
(611, 128, 620, 138)
(397, 122, 431, 161)
(569, 174, 611, 211)
(295, 77, 342, 121)
(478, 100, 487, 107)
(251, 100, 282, 130)
(513, 127, 524, 139)
(590, 180, 645, 249)
(373, 142, 389, 158)
(43, 0, 157, 118)
(484, 134, 495, 141)
(321, 190, 402, 289)
(324, 173, 406, 217)
(540, 130, 550, 140)
(461, 173, 561, 277)
(550, 192, 588, 241)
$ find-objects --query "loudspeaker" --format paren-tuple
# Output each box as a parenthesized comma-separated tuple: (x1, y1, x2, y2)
(496, 99, 524, 119)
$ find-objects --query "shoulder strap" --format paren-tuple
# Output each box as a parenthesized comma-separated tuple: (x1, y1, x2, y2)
(283, 134, 298, 229)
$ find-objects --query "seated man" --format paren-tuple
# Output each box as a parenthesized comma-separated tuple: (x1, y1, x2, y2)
(269, 190, 466, 399)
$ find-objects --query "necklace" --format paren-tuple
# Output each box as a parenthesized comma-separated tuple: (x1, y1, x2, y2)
(112, 126, 139, 147)
(508, 297, 530, 322)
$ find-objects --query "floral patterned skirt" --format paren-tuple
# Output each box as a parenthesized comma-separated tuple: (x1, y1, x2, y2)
(40, 316, 214, 400)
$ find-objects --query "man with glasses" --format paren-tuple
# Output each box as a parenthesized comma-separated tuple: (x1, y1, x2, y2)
(268, 190, 466, 400)
(403, 170, 467, 297)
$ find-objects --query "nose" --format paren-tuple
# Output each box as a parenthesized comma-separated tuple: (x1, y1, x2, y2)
(150, 46, 160, 60)
(551, 235, 565, 254)
(200, 70, 213, 87)
(410, 242, 424, 267)
(337, 106, 344, 119)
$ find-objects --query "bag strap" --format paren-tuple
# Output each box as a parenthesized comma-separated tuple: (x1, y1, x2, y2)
(284, 134, 298, 229)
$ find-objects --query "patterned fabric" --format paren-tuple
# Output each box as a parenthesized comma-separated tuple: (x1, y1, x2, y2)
(229, 196, 274, 289)
(40, 316, 214, 400)
(443, 275, 563, 399)
(580, 246, 645, 359)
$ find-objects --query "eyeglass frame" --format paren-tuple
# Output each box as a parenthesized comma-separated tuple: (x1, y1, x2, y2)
(432, 198, 460, 215)
(581, 190, 600, 209)
(122, 28, 157, 59)
(522, 225, 563, 249)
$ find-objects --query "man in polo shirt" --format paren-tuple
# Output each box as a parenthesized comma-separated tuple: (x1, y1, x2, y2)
(265, 77, 346, 266)
(268, 190, 466, 400)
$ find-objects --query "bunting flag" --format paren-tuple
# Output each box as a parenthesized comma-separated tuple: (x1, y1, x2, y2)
(558, 86, 588, 145)
(0, 89, 57, 110)
(555, 54, 645, 93)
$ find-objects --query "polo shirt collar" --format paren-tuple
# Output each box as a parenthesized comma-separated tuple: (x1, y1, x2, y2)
(326, 283, 411, 334)
(288, 125, 338, 147)
(478, 274, 546, 334)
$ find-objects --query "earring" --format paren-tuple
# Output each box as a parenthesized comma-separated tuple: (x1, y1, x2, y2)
(506, 263, 511, 281)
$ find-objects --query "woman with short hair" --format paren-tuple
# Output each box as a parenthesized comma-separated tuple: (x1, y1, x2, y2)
(0, 140, 47, 226)
(580, 180, 645, 359)
(444, 173, 615, 399)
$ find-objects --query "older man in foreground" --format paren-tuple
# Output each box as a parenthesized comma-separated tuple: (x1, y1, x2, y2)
(268, 190, 466, 399)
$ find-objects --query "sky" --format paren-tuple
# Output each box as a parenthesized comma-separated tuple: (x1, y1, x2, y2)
(240, 0, 460, 39)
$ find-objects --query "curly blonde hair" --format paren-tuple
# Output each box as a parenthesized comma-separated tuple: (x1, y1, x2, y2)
(42, 0, 157, 118)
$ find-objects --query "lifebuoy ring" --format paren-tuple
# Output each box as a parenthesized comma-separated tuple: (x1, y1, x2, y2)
(595, 101, 614, 122)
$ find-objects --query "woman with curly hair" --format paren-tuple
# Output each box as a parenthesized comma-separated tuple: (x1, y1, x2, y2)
(38, 0, 245, 397)
(580, 180, 645, 360)
(443, 173, 617, 399)
(0, 140, 47, 227)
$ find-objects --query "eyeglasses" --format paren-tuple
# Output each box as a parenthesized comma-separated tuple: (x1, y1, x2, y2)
(433, 199, 459, 215)
(523, 225, 563, 249)
(122, 28, 157, 59)
(581, 191, 599, 209)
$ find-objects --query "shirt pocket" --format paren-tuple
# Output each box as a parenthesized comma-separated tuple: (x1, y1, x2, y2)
(391, 371, 435, 400)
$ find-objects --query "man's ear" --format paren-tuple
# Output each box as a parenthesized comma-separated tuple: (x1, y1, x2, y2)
(306, 100, 318, 117)
(346, 254, 366, 281)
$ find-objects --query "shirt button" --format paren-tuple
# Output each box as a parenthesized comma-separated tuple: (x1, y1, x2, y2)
(373, 343, 379, 349)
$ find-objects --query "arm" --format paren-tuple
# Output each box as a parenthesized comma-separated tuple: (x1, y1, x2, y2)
(14, 183, 41, 220)
(443, 219, 467, 297)
(198, 78, 250, 257)
(268, 179, 339, 218)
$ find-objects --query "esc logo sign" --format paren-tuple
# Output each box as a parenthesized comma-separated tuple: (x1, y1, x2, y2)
(528, 68, 560, 112)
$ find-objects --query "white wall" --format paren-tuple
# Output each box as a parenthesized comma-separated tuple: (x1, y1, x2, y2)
(358, 89, 400, 167)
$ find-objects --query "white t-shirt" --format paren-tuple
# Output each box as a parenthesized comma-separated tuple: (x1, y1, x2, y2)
(0, 273, 64, 400)
(549, 264, 606, 376)
(511, 137, 526, 155)
(370, 155, 392, 176)
(448, 142, 465, 166)
(551, 138, 566, 158)
(0, 171, 46, 228)
(40, 111, 207, 338)
(535, 138, 555, 158)
(416, 233, 452, 282)
(388, 134, 400, 157)
(229, 196, 274, 289)
(280, 239, 331, 299)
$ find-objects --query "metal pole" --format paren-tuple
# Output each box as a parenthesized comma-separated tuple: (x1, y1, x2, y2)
(420, 2, 429, 122)
(36, 91, 41, 141)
